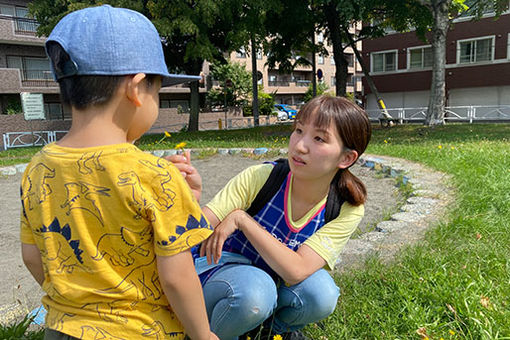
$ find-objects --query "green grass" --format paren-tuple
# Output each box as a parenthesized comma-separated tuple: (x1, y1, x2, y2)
(0, 314, 44, 340)
(2, 123, 509, 339)
(307, 123, 510, 339)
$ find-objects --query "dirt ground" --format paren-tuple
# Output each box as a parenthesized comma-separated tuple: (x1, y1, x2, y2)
(0, 154, 399, 323)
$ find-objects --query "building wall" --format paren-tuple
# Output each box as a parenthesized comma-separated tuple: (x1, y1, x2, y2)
(362, 12, 510, 109)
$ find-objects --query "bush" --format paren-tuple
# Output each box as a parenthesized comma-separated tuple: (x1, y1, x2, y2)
(4, 99, 22, 115)
(243, 90, 275, 116)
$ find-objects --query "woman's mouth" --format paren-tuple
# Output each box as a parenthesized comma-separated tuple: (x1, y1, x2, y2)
(292, 156, 306, 165)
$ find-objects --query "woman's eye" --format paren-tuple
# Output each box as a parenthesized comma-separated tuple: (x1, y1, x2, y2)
(295, 128, 302, 134)
(315, 136, 325, 142)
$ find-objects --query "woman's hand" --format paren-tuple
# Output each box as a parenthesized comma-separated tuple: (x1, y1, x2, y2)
(165, 150, 202, 202)
(200, 210, 243, 264)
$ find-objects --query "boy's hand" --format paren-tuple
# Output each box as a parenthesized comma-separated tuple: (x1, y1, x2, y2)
(165, 150, 202, 202)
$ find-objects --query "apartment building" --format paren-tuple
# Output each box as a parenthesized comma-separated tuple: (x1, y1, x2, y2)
(362, 10, 510, 110)
(229, 27, 363, 105)
(0, 0, 203, 118)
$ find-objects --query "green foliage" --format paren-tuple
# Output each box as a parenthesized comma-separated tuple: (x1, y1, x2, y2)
(303, 81, 330, 103)
(242, 88, 275, 116)
(0, 314, 44, 340)
(4, 99, 22, 115)
(207, 61, 252, 107)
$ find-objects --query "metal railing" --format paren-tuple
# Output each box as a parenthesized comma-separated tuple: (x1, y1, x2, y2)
(13, 17, 39, 35)
(3, 131, 67, 150)
(365, 105, 510, 123)
(268, 80, 290, 87)
(20, 69, 58, 87)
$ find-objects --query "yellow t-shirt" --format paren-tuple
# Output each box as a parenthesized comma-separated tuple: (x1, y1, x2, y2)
(20, 143, 213, 340)
(206, 163, 364, 270)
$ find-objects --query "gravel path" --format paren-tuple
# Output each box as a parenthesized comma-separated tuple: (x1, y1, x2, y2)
(0, 154, 400, 323)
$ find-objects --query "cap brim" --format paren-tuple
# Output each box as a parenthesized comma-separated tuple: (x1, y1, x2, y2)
(162, 74, 201, 87)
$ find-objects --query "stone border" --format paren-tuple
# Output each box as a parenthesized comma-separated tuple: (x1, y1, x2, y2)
(337, 154, 455, 272)
(0, 149, 454, 325)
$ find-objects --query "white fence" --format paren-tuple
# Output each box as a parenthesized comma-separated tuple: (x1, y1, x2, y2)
(366, 105, 510, 123)
(3, 131, 67, 150)
(2, 116, 277, 150)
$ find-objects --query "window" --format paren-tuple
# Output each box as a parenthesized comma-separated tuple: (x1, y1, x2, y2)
(371, 50, 397, 72)
(458, 37, 494, 64)
(0, 5, 15, 16)
(318, 54, 324, 64)
(346, 53, 354, 67)
(256, 49, 262, 60)
(236, 47, 246, 58)
(317, 33, 324, 43)
(6, 56, 52, 80)
(409, 46, 432, 69)
(330, 56, 335, 65)
(346, 75, 353, 87)
(331, 76, 336, 86)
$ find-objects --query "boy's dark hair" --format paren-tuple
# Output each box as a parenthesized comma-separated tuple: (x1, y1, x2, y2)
(46, 42, 158, 110)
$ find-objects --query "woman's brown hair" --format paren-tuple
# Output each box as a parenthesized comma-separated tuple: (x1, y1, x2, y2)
(295, 95, 372, 206)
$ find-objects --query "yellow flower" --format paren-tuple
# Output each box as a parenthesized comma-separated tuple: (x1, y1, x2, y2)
(175, 142, 187, 149)
(164, 131, 171, 138)
(384, 139, 388, 143)
(246, 337, 251, 340)
(449, 330, 455, 335)
(451, 146, 455, 150)
(438, 145, 443, 149)
(273, 335, 283, 340)
(440, 338, 444, 340)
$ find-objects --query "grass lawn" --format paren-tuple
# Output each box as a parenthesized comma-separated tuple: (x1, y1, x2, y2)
(1, 123, 509, 339)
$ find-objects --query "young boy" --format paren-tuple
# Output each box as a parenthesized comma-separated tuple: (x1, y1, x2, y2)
(20, 5, 217, 340)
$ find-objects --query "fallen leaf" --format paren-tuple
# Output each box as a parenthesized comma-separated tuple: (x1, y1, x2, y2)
(480, 295, 491, 309)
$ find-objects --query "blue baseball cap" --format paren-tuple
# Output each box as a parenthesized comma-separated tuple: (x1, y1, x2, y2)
(45, 5, 200, 87)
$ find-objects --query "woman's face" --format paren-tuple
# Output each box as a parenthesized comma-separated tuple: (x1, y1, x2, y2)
(288, 117, 347, 182)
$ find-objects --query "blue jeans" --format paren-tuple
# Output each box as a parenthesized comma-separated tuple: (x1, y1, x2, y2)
(201, 264, 340, 340)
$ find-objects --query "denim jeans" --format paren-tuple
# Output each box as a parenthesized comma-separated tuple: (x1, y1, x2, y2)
(201, 263, 340, 340)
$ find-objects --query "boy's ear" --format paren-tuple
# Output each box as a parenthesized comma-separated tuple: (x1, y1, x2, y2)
(337, 149, 358, 169)
(125, 73, 147, 107)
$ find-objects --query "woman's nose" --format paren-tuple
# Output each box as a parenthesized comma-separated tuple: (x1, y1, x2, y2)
(295, 136, 309, 153)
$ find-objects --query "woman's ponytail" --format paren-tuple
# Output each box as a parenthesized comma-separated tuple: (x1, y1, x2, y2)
(337, 168, 367, 206)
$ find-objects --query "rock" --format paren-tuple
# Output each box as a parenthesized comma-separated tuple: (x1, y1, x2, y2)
(152, 150, 164, 157)
(163, 149, 177, 157)
(0, 167, 16, 176)
(228, 148, 242, 155)
(15, 163, 28, 174)
(407, 196, 439, 206)
(253, 147, 268, 155)
(375, 220, 409, 233)
(391, 212, 423, 223)
(217, 148, 229, 155)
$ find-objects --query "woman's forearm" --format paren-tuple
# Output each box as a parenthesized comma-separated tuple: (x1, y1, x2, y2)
(235, 211, 325, 285)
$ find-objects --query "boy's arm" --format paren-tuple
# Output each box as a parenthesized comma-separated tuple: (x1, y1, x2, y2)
(156, 250, 217, 340)
(21, 243, 44, 286)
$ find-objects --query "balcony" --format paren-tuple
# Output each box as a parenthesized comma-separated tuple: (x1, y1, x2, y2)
(0, 15, 45, 45)
(0, 68, 59, 93)
(268, 80, 290, 87)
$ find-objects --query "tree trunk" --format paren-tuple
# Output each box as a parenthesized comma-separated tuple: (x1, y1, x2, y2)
(324, 4, 347, 97)
(251, 36, 259, 126)
(426, 0, 450, 126)
(186, 59, 204, 132)
(188, 81, 200, 132)
(343, 26, 392, 119)
(312, 32, 317, 97)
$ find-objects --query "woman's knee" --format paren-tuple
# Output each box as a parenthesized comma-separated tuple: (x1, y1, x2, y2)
(204, 265, 278, 325)
(281, 269, 340, 318)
